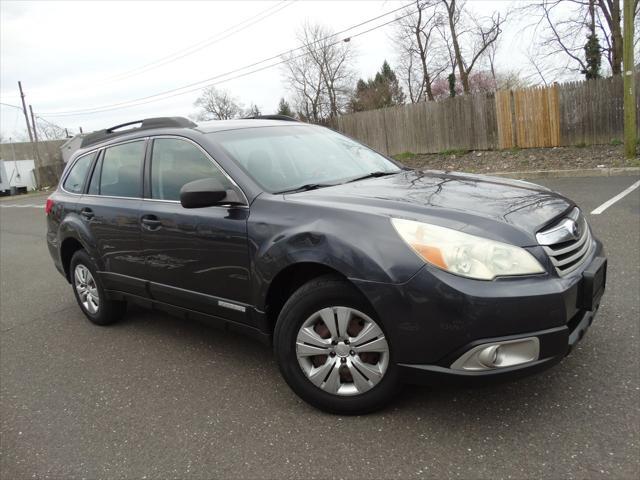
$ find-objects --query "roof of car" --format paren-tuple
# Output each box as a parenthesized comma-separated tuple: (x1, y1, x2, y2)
(80, 115, 304, 149)
(195, 118, 306, 134)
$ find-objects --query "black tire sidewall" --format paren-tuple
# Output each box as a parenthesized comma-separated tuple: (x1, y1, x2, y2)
(274, 276, 399, 415)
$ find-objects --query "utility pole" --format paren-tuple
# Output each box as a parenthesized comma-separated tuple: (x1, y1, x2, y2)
(18, 81, 34, 143)
(623, 0, 637, 158)
(29, 105, 39, 145)
(28, 104, 42, 187)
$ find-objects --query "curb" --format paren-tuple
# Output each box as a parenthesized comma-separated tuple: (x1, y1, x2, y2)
(489, 167, 640, 180)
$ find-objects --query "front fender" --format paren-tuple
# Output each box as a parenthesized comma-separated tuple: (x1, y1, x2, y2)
(248, 197, 424, 310)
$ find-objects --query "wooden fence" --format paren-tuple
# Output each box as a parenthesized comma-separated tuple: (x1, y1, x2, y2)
(332, 73, 640, 155)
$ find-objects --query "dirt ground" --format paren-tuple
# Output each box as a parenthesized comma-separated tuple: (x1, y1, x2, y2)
(396, 144, 640, 173)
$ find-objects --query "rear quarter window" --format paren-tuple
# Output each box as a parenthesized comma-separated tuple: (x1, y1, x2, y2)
(63, 152, 95, 193)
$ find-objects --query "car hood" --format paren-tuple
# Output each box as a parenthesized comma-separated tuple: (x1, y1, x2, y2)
(289, 170, 574, 245)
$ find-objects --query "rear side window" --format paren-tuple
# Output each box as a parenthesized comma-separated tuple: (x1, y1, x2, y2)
(100, 141, 145, 198)
(150, 138, 232, 201)
(63, 152, 95, 193)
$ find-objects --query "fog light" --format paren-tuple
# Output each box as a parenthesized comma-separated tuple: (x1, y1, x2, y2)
(451, 337, 539, 371)
(478, 345, 500, 368)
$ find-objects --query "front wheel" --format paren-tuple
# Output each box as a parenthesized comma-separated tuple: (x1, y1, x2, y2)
(274, 275, 399, 414)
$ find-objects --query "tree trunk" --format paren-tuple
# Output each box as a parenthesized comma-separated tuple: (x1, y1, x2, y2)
(609, 0, 623, 74)
(414, 7, 435, 101)
(445, 0, 470, 94)
(598, 0, 624, 74)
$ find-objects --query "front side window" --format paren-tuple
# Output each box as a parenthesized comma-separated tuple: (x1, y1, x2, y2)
(63, 152, 95, 193)
(150, 138, 232, 201)
(210, 125, 400, 193)
(100, 141, 145, 198)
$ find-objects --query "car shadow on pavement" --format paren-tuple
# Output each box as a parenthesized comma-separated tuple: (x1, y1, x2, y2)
(114, 303, 582, 422)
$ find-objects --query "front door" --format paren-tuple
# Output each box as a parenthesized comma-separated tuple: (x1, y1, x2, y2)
(139, 137, 251, 323)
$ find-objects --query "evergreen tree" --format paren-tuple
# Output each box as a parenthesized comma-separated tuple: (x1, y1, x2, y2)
(349, 61, 405, 112)
(582, 0, 601, 80)
(582, 33, 601, 79)
(448, 73, 456, 98)
(276, 98, 294, 117)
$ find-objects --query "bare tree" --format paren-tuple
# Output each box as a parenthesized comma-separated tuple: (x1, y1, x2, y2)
(522, 0, 635, 78)
(525, 47, 553, 86)
(440, 0, 505, 95)
(193, 86, 243, 120)
(35, 119, 68, 140)
(245, 103, 261, 117)
(282, 48, 325, 121)
(281, 22, 355, 121)
(394, 1, 448, 102)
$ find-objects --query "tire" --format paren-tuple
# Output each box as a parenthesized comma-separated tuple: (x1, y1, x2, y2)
(70, 249, 126, 326)
(274, 275, 399, 415)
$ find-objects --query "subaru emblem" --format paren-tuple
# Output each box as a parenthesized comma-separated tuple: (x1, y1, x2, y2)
(566, 219, 580, 239)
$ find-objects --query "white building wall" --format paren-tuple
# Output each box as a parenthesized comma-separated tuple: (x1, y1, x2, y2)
(0, 160, 37, 191)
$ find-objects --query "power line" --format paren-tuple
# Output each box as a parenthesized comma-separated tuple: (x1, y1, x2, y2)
(0, 1, 295, 101)
(0, 101, 22, 110)
(1, 101, 67, 129)
(97, 0, 295, 85)
(40, 2, 416, 117)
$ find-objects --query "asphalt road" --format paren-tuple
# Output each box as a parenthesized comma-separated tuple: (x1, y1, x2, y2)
(1, 175, 639, 479)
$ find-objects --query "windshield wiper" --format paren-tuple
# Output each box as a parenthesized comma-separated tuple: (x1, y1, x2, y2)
(274, 183, 334, 194)
(345, 171, 397, 183)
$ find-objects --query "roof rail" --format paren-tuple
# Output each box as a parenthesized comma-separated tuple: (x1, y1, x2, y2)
(80, 117, 197, 148)
(242, 114, 299, 122)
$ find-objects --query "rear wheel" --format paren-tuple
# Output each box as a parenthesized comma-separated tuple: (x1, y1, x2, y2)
(70, 249, 126, 326)
(274, 275, 399, 414)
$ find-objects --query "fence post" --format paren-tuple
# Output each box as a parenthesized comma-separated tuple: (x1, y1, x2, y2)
(509, 90, 517, 148)
(381, 109, 390, 155)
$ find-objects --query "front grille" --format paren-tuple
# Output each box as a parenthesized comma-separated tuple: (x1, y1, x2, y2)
(537, 208, 593, 277)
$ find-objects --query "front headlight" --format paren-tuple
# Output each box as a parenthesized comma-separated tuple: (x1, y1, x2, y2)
(391, 218, 545, 280)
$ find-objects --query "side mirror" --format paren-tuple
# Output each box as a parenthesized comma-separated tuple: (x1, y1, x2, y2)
(180, 178, 241, 208)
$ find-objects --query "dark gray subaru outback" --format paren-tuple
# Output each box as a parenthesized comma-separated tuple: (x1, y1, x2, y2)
(46, 116, 607, 414)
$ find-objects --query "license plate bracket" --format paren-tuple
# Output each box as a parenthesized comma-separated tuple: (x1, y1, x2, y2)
(578, 257, 607, 311)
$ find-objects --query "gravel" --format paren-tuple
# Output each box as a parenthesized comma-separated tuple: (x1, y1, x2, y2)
(397, 145, 640, 174)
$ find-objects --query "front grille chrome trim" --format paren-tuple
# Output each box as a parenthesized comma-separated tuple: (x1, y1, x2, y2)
(538, 208, 593, 277)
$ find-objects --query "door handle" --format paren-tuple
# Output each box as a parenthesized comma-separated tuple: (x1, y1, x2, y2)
(141, 214, 162, 231)
(80, 208, 94, 220)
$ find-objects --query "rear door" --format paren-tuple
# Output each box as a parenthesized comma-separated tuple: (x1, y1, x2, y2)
(79, 139, 147, 296)
(139, 136, 251, 323)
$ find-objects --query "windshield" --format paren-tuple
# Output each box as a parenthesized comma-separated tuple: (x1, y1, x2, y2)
(210, 125, 401, 193)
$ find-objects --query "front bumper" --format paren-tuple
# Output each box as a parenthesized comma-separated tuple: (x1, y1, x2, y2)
(352, 240, 606, 385)
(398, 305, 599, 385)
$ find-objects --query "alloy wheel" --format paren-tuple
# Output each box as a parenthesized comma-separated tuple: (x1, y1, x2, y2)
(295, 306, 389, 396)
(74, 264, 100, 314)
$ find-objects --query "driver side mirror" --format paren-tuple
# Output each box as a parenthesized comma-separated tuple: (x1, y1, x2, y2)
(179, 178, 243, 208)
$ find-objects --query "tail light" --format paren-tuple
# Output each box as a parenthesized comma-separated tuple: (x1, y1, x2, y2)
(45, 197, 54, 215)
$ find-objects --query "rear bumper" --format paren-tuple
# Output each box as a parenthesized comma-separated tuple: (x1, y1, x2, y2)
(352, 240, 606, 385)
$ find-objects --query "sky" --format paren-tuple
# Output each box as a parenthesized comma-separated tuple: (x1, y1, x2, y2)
(0, 0, 570, 140)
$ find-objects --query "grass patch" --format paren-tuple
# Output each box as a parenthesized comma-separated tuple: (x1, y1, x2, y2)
(393, 151, 418, 161)
(610, 138, 623, 146)
(438, 148, 468, 156)
(574, 142, 587, 148)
